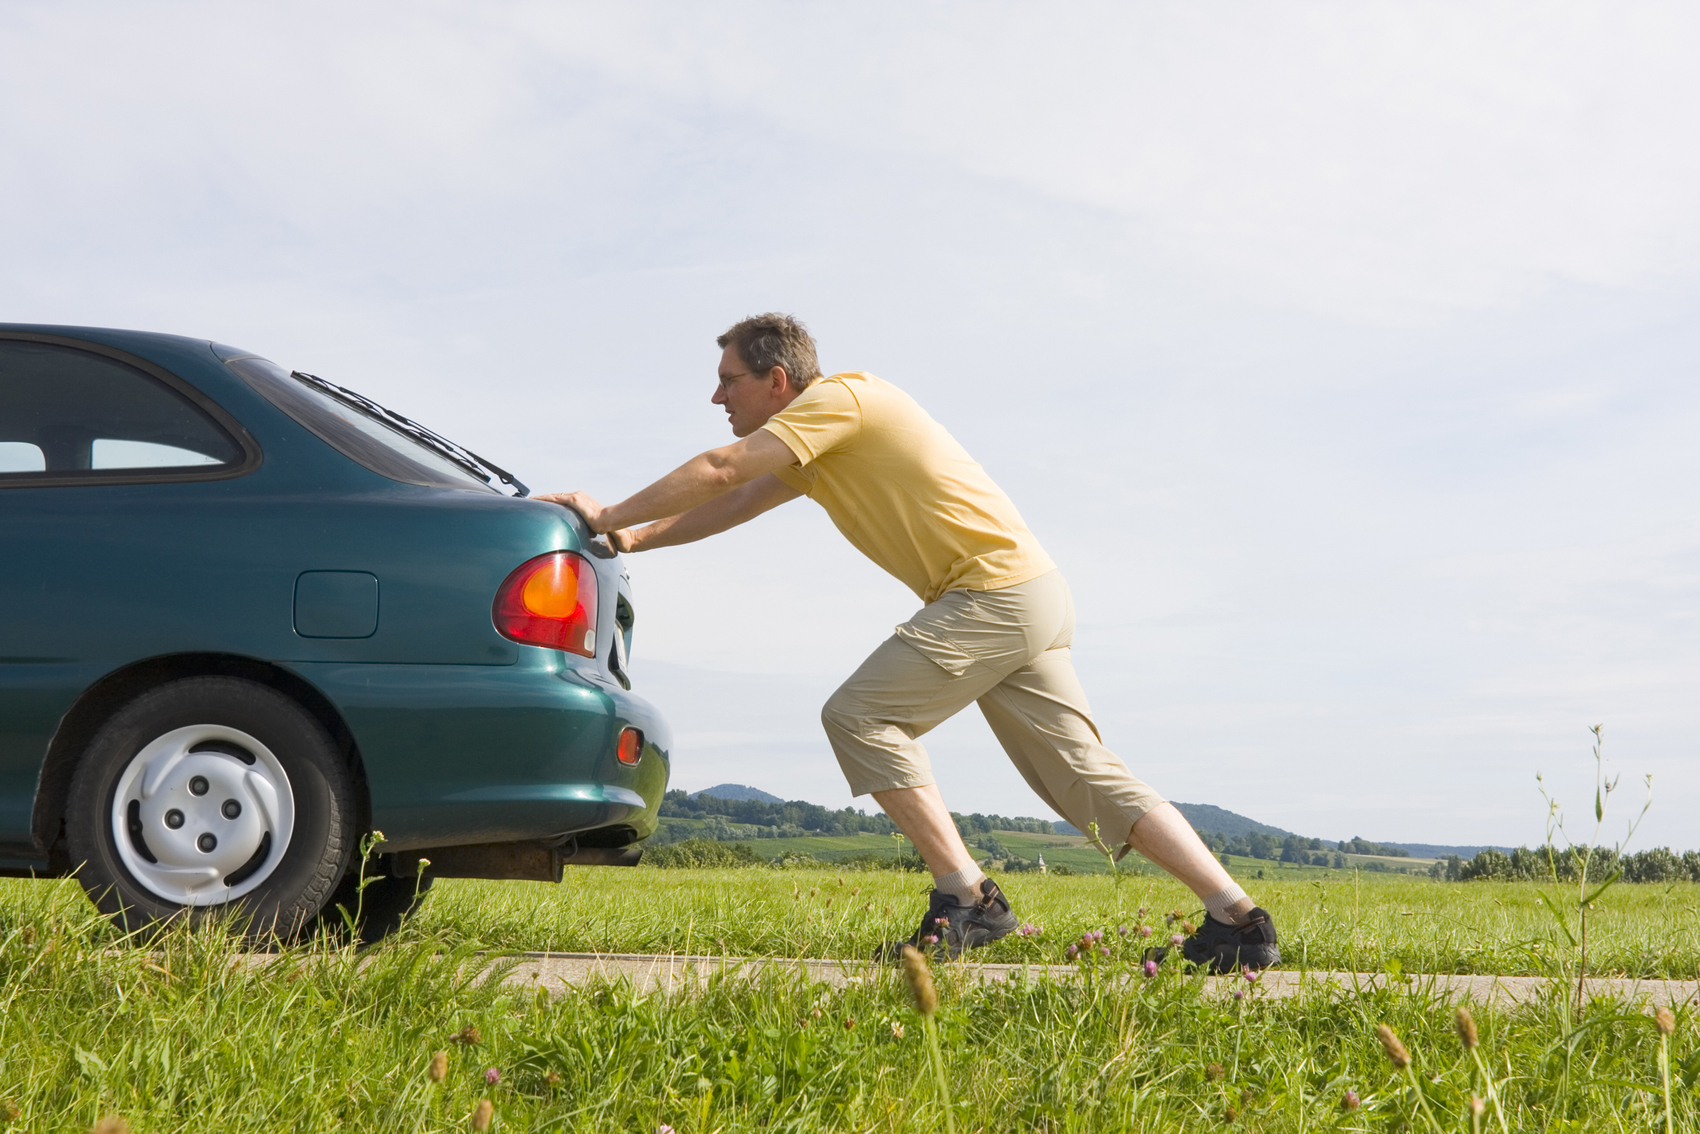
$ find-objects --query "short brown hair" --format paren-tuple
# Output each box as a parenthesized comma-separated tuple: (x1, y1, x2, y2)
(717, 313, 823, 392)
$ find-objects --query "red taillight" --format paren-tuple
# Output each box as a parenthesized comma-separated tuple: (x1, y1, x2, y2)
(493, 551, 598, 657)
(617, 727, 643, 766)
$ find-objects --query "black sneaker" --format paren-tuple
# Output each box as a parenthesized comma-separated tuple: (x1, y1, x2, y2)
(1179, 907, 1280, 973)
(877, 879, 1019, 961)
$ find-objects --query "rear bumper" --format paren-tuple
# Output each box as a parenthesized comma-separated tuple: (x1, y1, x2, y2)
(289, 656, 671, 854)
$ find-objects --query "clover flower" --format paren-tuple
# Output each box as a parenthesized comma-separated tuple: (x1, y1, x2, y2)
(1142, 959, 1158, 977)
(1170, 934, 1185, 948)
(1117, 925, 1128, 936)
(1017, 923, 1042, 937)
(1066, 943, 1079, 960)
(471, 1099, 494, 1131)
(1241, 966, 1261, 983)
(428, 1051, 448, 1082)
(1138, 925, 1153, 938)
(1341, 1089, 1359, 1111)
(1655, 1006, 1675, 1036)
(484, 1067, 500, 1085)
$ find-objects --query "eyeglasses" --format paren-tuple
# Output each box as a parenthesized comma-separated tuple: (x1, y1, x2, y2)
(716, 370, 756, 390)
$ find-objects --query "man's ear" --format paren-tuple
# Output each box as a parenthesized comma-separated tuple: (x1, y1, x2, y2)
(768, 365, 794, 397)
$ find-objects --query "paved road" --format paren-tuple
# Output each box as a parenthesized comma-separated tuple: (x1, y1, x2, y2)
(501, 952, 1700, 1007)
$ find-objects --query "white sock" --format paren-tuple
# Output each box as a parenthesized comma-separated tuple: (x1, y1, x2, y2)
(933, 866, 988, 906)
(1203, 884, 1253, 926)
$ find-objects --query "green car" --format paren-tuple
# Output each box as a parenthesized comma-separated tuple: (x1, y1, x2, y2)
(0, 324, 671, 940)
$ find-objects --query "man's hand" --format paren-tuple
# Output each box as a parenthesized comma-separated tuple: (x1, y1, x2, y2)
(534, 490, 614, 533)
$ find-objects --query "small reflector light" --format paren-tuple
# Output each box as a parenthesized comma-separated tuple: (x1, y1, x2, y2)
(617, 727, 643, 766)
(492, 551, 598, 657)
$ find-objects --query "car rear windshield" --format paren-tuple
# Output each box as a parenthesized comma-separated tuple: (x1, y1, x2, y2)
(228, 357, 501, 493)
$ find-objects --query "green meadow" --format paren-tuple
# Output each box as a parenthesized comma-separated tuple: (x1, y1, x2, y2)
(0, 864, 1695, 1131)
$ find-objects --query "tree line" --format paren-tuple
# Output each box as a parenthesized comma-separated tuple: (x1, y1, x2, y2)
(657, 791, 1054, 840)
(1432, 845, 1700, 883)
(1193, 830, 1411, 864)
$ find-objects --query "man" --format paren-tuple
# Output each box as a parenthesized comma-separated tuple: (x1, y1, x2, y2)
(541, 313, 1279, 970)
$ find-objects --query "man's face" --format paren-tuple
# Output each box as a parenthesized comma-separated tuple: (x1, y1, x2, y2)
(712, 343, 792, 437)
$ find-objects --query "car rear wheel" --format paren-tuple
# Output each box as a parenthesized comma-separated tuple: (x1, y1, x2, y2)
(67, 676, 355, 941)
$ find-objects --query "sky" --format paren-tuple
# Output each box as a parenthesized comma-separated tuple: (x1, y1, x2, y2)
(3, 2, 1697, 849)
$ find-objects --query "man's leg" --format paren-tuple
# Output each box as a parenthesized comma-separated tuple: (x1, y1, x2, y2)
(821, 628, 1007, 902)
(1124, 803, 1254, 924)
(869, 783, 976, 874)
(977, 647, 1264, 934)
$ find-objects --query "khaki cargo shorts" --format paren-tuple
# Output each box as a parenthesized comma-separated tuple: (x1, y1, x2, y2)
(820, 569, 1164, 845)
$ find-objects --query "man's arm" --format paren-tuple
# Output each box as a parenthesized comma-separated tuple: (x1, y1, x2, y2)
(535, 429, 798, 535)
(624, 473, 802, 551)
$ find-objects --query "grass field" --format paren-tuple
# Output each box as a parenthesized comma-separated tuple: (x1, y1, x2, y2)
(1, 868, 1695, 1130)
(409, 865, 1700, 979)
(655, 823, 1434, 879)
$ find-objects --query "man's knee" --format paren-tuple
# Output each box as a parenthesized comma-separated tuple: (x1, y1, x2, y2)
(821, 685, 863, 738)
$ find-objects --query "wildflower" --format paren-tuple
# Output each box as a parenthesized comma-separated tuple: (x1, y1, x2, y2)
(1376, 1023, 1411, 1069)
(1182, 921, 1196, 934)
(1654, 1006, 1676, 1036)
(1066, 943, 1079, 960)
(1142, 959, 1158, 977)
(91, 1119, 129, 1134)
(484, 1067, 500, 1085)
(1100, 947, 1110, 958)
(900, 943, 938, 1016)
(1117, 925, 1128, 936)
(1341, 1089, 1359, 1111)
(470, 1098, 494, 1131)
(428, 1051, 448, 1082)
(658, 1126, 676, 1134)
(452, 1024, 481, 1046)
(1205, 1062, 1225, 1080)
(890, 1021, 906, 1038)
(1138, 925, 1153, 938)
(936, 915, 949, 928)
(544, 1070, 562, 1087)
(843, 1017, 856, 1030)
(1138, 907, 1148, 917)
(1455, 1006, 1479, 1049)
(1224, 1105, 1238, 1122)
(1017, 923, 1042, 937)
(1170, 934, 1185, 948)
(1241, 966, 1261, 984)
(1233, 989, 1244, 1000)
(924, 934, 939, 945)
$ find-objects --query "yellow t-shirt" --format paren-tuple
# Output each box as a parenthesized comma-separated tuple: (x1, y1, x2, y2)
(761, 372, 1055, 603)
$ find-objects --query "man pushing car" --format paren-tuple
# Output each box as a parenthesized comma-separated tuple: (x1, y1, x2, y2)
(540, 313, 1279, 970)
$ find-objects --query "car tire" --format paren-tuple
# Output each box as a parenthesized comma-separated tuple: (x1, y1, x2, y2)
(66, 676, 355, 942)
(317, 862, 434, 946)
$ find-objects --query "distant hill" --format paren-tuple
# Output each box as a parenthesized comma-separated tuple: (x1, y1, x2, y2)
(698, 787, 1505, 857)
(1055, 803, 1293, 840)
(1380, 843, 1512, 860)
(690, 784, 785, 804)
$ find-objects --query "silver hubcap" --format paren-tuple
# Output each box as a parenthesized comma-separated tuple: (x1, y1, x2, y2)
(109, 724, 295, 906)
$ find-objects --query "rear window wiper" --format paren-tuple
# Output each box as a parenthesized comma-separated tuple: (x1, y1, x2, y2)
(291, 371, 530, 497)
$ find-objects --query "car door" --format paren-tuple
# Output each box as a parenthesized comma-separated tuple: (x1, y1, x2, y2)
(0, 335, 260, 853)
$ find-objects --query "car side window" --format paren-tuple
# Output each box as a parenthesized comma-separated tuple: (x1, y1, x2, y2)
(0, 341, 245, 483)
